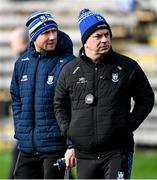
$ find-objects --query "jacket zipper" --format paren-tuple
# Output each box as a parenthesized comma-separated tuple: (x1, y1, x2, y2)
(32, 54, 40, 153)
(94, 63, 99, 159)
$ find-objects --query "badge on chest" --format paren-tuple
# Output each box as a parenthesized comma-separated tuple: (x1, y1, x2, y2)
(85, 93, 94, 105)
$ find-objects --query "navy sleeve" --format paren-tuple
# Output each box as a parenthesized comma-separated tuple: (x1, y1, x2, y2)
(10, 62, 22, 139)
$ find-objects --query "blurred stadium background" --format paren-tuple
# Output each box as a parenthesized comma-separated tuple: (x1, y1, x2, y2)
(0, 0, 157, 178)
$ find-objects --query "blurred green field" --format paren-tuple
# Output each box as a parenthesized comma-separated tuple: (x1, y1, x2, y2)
(0, 149, 157, 179)
(0, 150, 12, 179)
(131, 149, 157, 179)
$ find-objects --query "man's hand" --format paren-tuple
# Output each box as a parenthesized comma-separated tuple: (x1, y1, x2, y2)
(64, 148, 75, 168)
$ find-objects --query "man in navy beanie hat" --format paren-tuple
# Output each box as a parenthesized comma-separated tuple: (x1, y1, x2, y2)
(10, 10, 75, 179)
(78, 8, 112, 44)
(26, 11, 58, 42)
(54, 8, 154, 179)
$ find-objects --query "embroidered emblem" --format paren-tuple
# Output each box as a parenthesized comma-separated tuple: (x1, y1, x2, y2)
(77, 77, 87, 84)
(47, 75, 54, 84)
(96, 15, 104, 21)
(39, 15, 47, 22)
(73, 66, 80, 74)
(21, 75, 28, 82)
(21, 57, 29, 61)
(117, 171, 124, 180)
(112, 73, 119, 82)
(97, 24, 108, 28)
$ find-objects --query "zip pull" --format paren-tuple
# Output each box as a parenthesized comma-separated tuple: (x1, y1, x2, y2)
(95, 63, 98, 72)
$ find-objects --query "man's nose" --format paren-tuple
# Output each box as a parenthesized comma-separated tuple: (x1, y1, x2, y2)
(101, 35, 108, 42)
(49, 32, 55, 40)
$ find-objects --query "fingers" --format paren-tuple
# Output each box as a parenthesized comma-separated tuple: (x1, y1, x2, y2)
(65, 148, 75, 168)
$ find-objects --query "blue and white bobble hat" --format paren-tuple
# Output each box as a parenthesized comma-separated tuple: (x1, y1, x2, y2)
(78, 8, 112, 44)
(26, 11, 58, 41)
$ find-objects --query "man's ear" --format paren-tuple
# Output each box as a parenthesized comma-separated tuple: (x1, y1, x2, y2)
(84, 43, 88, 48)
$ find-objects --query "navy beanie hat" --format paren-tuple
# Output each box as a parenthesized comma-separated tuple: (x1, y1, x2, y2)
(78, 8, 112, 44)
(26, 11, 58, 41)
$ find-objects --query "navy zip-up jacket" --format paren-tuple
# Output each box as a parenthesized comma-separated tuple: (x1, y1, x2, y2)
(10, 31, 75, 153)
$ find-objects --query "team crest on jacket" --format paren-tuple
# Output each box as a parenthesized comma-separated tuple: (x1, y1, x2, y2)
(47, 75, 54, 84)
(112, 73, 119, 82)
